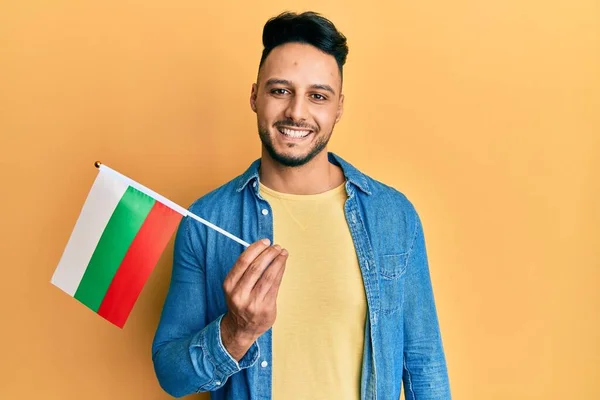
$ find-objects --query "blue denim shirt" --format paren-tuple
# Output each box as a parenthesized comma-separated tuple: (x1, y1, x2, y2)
(152, 153, 451, 399)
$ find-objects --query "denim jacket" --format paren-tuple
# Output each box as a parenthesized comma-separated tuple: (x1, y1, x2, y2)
(152, 152, 451, 399)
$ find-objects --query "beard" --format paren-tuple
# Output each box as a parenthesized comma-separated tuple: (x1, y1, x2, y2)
(258, 120, 332, 168)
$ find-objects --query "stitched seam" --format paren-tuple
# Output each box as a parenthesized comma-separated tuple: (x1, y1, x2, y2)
(405, 210, 420, 268)
(191, 333, 216, 392)
(354, 204, 375, 270)
(403, 210, 420, 400)
(404, 358, 416, 400)
(183, 207, 206, 272)
(200, 325, 219, 368)
(380, 254, 408, 279)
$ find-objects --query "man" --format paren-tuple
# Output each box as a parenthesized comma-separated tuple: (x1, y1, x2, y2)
(152, 11, 451, 400)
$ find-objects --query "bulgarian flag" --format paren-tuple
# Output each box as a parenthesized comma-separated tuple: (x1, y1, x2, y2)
(52, 162, 249, 328)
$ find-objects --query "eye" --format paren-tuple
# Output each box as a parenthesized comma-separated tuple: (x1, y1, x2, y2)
(311, 93, 327, 101)
(271, 88, 290, 96)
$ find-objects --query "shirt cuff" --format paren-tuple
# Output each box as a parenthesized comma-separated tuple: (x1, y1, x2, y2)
(191, 314, 260, 381)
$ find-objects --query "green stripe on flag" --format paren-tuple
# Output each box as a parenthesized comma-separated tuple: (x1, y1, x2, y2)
(74, 186, 155, 311)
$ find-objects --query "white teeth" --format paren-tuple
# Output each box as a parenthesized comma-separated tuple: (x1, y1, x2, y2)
(280, 128, 310, 138)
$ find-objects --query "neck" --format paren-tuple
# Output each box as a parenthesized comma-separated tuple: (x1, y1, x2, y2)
(259, 149, 345, 195)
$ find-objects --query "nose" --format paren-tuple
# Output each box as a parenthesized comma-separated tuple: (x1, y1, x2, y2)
(284, 94, 308, 122)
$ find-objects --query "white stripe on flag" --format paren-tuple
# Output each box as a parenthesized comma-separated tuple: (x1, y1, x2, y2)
(51, 170, 129, 296)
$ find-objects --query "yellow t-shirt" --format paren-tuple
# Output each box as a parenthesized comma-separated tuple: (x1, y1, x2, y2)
(259, 182, 367, 400)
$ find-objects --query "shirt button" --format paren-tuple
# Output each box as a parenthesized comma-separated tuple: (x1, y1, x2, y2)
(261, 360, 268, 368)
(215, 381, 221, 385)
(261, 209, 269, 216)
(252, 181, 257, 188)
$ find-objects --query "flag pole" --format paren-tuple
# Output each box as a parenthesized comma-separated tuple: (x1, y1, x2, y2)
(93, 161, 250, 248)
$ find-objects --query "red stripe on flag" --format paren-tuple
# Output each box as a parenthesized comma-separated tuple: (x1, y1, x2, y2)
(98, 201, 182, 328)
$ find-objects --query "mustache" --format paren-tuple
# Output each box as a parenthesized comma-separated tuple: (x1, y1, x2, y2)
(273, 119, 318, 132)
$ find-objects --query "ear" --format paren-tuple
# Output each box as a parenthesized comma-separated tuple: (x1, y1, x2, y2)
(335, 93, 345, 123)
(250, 83, 258, 113)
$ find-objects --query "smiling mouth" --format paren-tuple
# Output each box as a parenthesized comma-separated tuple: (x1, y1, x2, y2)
(277, 127, 312, 139)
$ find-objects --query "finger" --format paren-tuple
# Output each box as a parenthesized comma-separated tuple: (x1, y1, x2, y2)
(252, 250, 287, 300)
(236, 245, 283, 295)
(224, 239, 271, 289)
(261, 251, 288, 302)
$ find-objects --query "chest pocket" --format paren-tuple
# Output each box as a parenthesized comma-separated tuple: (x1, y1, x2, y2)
(378, 253, 408, 314)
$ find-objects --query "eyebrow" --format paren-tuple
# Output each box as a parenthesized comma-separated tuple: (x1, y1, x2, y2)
(265, 78, 336, 95)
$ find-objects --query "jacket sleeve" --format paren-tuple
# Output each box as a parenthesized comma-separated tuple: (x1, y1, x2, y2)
(151, 216, 259, 397)
(402, 209, 451, 399)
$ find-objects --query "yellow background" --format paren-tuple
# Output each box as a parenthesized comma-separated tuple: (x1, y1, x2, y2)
(1, 0, 598, 399)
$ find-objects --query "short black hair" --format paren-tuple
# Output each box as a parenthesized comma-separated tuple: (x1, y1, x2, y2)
(258, 11, 349, 79)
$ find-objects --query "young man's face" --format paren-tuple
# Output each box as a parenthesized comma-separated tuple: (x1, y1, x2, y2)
(250, 42, 344, 167)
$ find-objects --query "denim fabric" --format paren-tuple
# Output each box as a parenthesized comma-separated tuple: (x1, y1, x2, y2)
(152, 152, 451, 399)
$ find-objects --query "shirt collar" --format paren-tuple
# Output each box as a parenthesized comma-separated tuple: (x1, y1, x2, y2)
(235, 152, 372, 195)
